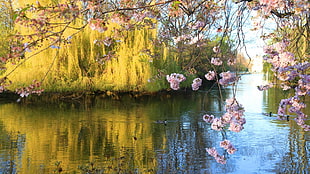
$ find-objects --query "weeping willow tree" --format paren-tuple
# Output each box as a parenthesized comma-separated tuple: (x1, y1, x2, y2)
(2, 0, 182, 93)
(0, 0, 14, 63)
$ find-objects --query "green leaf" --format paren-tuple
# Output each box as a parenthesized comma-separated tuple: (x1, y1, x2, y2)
(172, 1, 181, 9)
(19, 6, 31, 13)
(12, 13, 18, 21)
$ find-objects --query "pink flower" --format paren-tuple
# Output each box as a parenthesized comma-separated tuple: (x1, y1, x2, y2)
(191, 78, 202, 91)
(212, 46, 220, 53)
(192, 21, 205, 29)
(225, 98, 236, 106)
(169, 79, 181, 90)
(220, 140, 237, 154)
(166, 73, 186, 90)
(215, 155, 226, 164)
(273, 41, 288, 53)
(221, 113, 232, 124)
(211, 118, 224, 131)
(227, 58, 236, 65)
(236, 117, 246, 125)
(219, 71, 238, 86)
(88, 18, 107, 33)
(295, 117, 305, 126)
(206, 147, 227, 164)
(280, 83, 291, 90)
(259, 0, 286, 13)
(202, 114, 214, 123)
(301, 124, 310, 131)
(205, 71, 216, 80)
(173, 34, 191, 43)
(220, 140, 232, 149)
(228, 122, 244, 132)
(211, 57, 223, 66)
(206, 147, 219, 157)
(278, 52, 295, 67)
(227, 147, 237, 155)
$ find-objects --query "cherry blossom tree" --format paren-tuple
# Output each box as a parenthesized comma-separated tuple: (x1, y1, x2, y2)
(0, 0, 309, 164)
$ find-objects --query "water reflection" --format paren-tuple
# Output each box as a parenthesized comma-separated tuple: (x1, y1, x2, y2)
(0, 74, 309, 173)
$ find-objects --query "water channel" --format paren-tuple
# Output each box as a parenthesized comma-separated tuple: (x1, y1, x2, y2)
(0, 74, 309, 173)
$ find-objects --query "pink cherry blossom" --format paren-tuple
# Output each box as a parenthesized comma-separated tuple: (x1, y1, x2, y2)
(202, 114, 214, 123)
(215, 155, 226, 164)
(211, 57, 223, 66)
(273, 40, 288, 53)
(221, 113, 233, 124)
(220, 140, 237, 155)
(259, 0, 286, 13)
(219, 71, 238, 86)
(228, 122, 244, 132)
(205, 71, 216, 80)
(211, 117, 224, 131)
(166, 73, 186, 90)
(191, 78, 202, 91)
(220, 140, 232, 149)
(192, 21, 205, 29)
(280, 83, 291, 90)
(206, 147, 227, 164)
(212, 46, 220, 53)
(227, 58, 236, 66)
(227, 147, 237, 155)
(206, 147, 218, 157)
(173, 34, 191, 43)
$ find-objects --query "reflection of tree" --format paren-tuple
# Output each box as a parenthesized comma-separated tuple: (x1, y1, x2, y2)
(155, 113, 237, 174)
(0, 93, 205, 173)
(0, 122, 25, 174)
(1, 89, 307, 173)
(154, 91, 236, 173)
(272, 123, 309, 173)
(0, 97, 156, 173)
(263, 85, 310, 173)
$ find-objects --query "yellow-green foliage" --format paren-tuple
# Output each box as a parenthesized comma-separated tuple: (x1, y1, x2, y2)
(3, 20, 180, 92)
(1, 0, 183, 92)
(94, 27, 155, 92)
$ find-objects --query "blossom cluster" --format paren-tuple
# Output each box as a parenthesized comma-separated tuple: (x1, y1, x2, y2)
(212, 46, 221, 53)
(278, 96, 309, 131)
(204, 98, 244, 164)
(211, 57, 223, 66)
(15, 80, 44, 98)
(166, 70, 239, 91)
(191, 78, 202, 91)
(205, 71, 216, 81)
(88, 18, 108, 33)
(206, 140, 237, 164)
(202, 114, 214, 123)
(86, 1, 157, 28)
(262, 40, 309, 131)
(166, 73, 186, 90)
(206, 147, 226, 164)
(219, 71, 238, 86)
(220, 140, 237, 155)
(205, 98, 246, 132)
(227, 58, 236, 66)
(0, 77, 12, 93)
(259, 0, 287, 14)
(173, 34, 205, 46)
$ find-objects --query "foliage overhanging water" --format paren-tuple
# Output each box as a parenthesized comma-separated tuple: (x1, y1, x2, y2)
(0, 74, 309, 174)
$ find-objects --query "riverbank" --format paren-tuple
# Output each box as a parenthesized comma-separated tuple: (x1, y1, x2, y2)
(0, 87, 210, 104)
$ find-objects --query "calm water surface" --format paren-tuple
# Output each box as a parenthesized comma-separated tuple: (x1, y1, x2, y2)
(0, 74, 309, 174)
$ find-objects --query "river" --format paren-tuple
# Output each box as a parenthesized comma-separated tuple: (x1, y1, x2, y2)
(0, 74, 309, 174)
